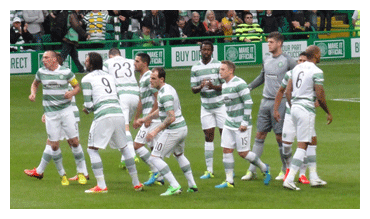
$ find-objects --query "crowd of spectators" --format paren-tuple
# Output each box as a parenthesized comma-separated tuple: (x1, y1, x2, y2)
(11, 10, 342, 52)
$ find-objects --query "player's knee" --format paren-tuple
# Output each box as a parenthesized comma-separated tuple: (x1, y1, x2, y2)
(256, 132, 267, 140)
(238, 151, 248, 158)
(68, 137, 79, 147)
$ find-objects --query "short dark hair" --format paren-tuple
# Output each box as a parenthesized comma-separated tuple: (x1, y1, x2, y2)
(136, 53, 151, 66)
(108, 48, 121, 56)
(152, 67, 166, 82)
(268, 31, 284, 43)
(87, 52, 103, 71)
(299, 51, 308, 57)
(200, 40, 214, 51)
(221, 60, 235, 73)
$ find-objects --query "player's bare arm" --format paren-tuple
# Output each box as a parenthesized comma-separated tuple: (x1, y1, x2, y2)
(286, 79, 293, 107)
(146, 109, 175, 142)
(315, 84, 333, 125)
(133, 98, 143, 129)
(29, 80, 40, 102)
(65, 83, 81, 100)
(208, 81, 222, 91)
(191, 79, 207, 94)
(273, 86, 286, 122)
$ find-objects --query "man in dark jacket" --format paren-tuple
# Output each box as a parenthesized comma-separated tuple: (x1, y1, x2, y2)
(183, 12, 207, 45)
(10, 17, 33, 51)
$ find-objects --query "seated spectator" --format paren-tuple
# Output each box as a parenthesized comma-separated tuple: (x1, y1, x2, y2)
(235, 12, 264, 42)
(10, 17, 34, 52)
(203, 10, 221, 32)
(132, 21, 158, 47)
(83, 10, 122, 48)
(221, 10, 242, 42)
(169, 16, 187, 45)
(183, 11, 207, 45)
(287, 10, 312, 39)
(260, 10, 279, 34)
(142, 10, 166, 38)
(207, 20, 224, 43)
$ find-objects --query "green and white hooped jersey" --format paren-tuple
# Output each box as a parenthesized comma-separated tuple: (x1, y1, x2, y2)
(158, 84, 186, 130)
(103, 56, 139, 97)
(81, 70, 123, 121)
(291, 61, 324, 113)
(190, 58, 224, 110)
(281, 70, 292, 114)
(139, 70, 159, 120)
(35, 65, 74, 114)
(222, 76, 253, 130)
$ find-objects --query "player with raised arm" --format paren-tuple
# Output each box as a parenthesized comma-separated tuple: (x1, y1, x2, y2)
(82, 52, 143, 193)
(283, 45, 333, 190)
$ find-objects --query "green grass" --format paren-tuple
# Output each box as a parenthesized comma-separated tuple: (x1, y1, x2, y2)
(10, 59, 360, 209)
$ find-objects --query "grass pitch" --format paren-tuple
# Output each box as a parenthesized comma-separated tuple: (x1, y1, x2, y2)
(10, 59, 360, 210)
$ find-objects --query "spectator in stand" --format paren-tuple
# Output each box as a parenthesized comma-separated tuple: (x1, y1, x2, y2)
(142, 10, 166, 38)
(10, 10, 24, 27)
(23, 10, 45, 51)
(60, 10, 90, 73)
(207, 20, 224, 43)
(235, 12, 264, 42)
(179, 10, 192, 22)
(260, 10, 279, 34)
(169, 16, 187, 45)
(318, 10, 333, 34)
(10, 17, 33, 52)
(132, 21, 158, 47)
(287, 10, 312, 40)
(221, 10, 242, 42)
(203, 10, 221, 32)
(183, 12, 207, 45)
(83, 10, 123, 49)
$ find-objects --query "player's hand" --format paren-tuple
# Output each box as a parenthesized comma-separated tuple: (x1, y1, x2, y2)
(64, 91, 73, 100)
(146, 131, 156, 142)
(273, 110, 280, 122)
(29, 94, 36, 102)
(326, 113, 333, 125)
(239, 125, 247, 132)
(137, 118, 145, 126)
(133, 119, 141, 129)
(41, 114, 46, 123)
(83, 108, 90, 114)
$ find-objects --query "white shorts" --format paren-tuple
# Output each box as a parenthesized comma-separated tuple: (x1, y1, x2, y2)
(60, 124, 79, 141)
(152, 126, 187, 158)
(291, 105, 316, 143)
(45, 106, 78, 142)
(282, 112, 317, 142)
(201, 105, 226, 130)
(119, 94, 139, 125)
(134, 120, 162, 148)
(88, 116, 127, 149)
(282, 113, 295, 142)
(221, 126, 252, 152)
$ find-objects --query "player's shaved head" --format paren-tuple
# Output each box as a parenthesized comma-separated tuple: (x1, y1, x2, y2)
(305, 45, 321, 63)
